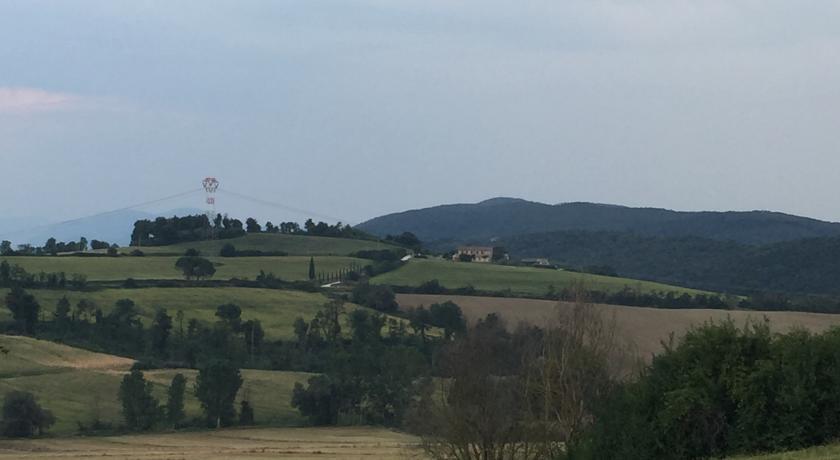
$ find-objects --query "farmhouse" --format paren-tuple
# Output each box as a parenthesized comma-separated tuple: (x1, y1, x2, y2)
(454, 246, 498, 263)
(522, 257, 551, 267)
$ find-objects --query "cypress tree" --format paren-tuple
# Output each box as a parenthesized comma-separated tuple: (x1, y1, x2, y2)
(308, 257, 316, 281)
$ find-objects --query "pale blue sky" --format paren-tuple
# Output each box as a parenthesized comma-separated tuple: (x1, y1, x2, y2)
(3, 1, 840, 224)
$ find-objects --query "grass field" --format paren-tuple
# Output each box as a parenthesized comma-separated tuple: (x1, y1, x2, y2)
(1, 255, 364, 282)
(116, 233, 398, 256)
(375, 258, 709, 297)
(397, 294, 840, 360)
(0, 426, 424, 459)
(0, 287, 330, 339)
(0, 335, 311, 435)
(732, 445, 840, 459)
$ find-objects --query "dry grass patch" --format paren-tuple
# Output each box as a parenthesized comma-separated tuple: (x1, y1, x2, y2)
(0, 426, 425, 459)
(397, 294, 840, 360)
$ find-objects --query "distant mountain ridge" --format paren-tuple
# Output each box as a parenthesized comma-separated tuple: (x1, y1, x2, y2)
(357, 198, 840, 246)
(0, 207, 203, 246)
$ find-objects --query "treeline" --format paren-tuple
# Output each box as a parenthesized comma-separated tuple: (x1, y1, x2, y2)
(2, 284, 464, 434)
(393, 278, 733, 310)
(406, 299, 840, 459)
(580, 320, 840, 458)
(0, 261, 87, 290)
(0, 238, 118, 256)
(130, 214, 377, 247)
(502, 229, 840, 297)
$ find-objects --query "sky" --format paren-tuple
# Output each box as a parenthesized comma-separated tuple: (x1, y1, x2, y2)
(3, 0, 840, 226)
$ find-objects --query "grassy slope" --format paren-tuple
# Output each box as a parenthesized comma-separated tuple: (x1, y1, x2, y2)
(374, 258, 709, 296)
(0, 335, 310, 435)
(119, 233, 398, 256)
(1, 256, 364, 282)
(0, 288, 329, 339)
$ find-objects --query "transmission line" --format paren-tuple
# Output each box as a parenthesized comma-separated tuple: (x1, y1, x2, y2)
(0, 188, 203, 240)
(218, 189, 353, 225)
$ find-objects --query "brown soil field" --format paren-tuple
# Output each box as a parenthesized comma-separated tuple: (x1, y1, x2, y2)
(397, 294, 840, 359)
(0, 426, 424, 459)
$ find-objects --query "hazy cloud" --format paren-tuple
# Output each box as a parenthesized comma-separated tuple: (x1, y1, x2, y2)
(0, 87, 78, 113)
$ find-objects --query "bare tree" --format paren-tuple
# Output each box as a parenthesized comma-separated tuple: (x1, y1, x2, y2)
(415, 283, 634, 460)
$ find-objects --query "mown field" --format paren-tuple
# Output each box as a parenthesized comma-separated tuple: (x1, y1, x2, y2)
(397, 294, 840, 359)
(734, 445, 840, 459)
(0, 287, 331, 339)
(0, 335, 311, 435)
(115, 233, 398, 256)
(374, 258, 710, 297)
(1, 255, 364, 282)
(0, 426, 424, 459)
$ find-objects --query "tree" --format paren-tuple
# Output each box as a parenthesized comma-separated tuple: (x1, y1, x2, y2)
(1, 391, 54, 437)
(79, 237, 88, 252)
(5, 286, 40, 334)
(54, 296, 71, 326)
(291, 375, 343, 425)
(175, 256, 216, 280)
(245, 217, 261, 233)
(0, 260, 10, 285)
(215, 304, 242, 330)
(0, 241, 12, 255)
(150, 308, 173, 358)
(219, 243, 237, 257)
(195, 360, 243, 428)
(239, 400, 255, 425)
(429, 301, 466, 340)
(308, 257, 316, 281)
(118, 369, 159, 431)
(264, 221, 277, 233)
(167, 374, 187, 427)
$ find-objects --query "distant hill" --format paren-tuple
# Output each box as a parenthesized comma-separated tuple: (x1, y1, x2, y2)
(0, 208, 202, 247)
(501, 230, 840, 297)
(357, 198, 840, 247)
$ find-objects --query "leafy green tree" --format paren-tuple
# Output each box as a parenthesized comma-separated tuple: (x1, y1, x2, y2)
(308, 257, 316, 281)
(1, 391, 54, 437)
(0, 241, 12, 256)
(245, 217, 261, 233)
(215, 304, 242, 330)
(239, 400, 255, 425)
(195, 360, 243, 428)
(0, 260, 10, 285)
(175, 256, 216, 280)
(54, 296, 71, 329)
(167, 373, 187, 427)
(429, 301, 466, 340)
(5, 286, 40, 334)
(150, 308, 173, 358)
(219, 243, 237, 257)
(291, 375, 341, 425)
(118, 369, 159, 431)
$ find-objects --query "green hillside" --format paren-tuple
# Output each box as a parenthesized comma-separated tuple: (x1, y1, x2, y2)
(372, 258, 710, 296)
(0, 335, 309, 434)
(117, 233, 398, 256)
(2, 255, 363, 282)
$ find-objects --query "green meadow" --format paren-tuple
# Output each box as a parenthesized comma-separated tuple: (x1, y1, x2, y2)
(0, 335, 309, 434)
(373, 258, 710, 296)
(1, 255, 364, 282)
(116, 233, 398, 256)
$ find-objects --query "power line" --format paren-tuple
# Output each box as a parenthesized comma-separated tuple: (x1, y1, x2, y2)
(218, 189, 353, 225)
(0, 188, 203, 240)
